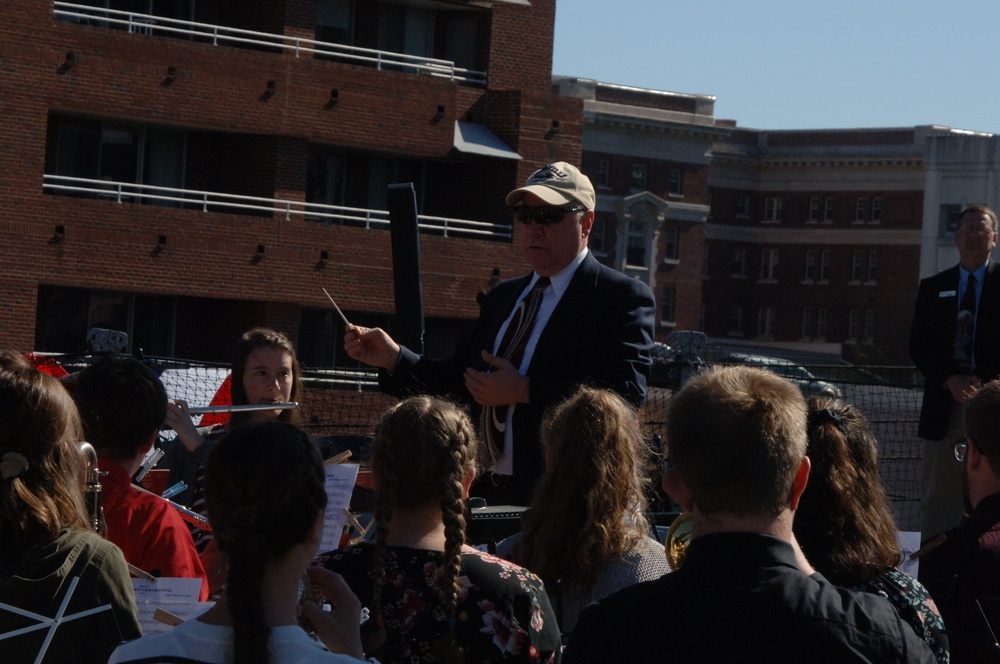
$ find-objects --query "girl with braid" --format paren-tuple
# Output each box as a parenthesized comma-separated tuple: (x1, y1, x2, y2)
(111, 421, 370, 664)
(320, 396, 562, 664)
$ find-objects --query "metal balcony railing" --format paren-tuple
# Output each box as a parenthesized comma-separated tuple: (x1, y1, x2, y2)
(52, 1, 487, 85)
(42, 175, 512, 240)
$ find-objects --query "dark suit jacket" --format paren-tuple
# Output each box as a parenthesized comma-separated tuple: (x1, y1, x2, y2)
(909, 260, 1000, 440)
(379, 251, 655, 494)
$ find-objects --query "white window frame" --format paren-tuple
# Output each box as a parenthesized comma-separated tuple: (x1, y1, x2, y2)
(850, 249, 863, 283)
(759, 248, 779, 282)
(804, 250, 816, 281)
(854, 197, 867, 223)
(764, 197, 783, 223)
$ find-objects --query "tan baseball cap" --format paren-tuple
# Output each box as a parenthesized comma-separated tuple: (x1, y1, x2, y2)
(505, 162, 596, 210)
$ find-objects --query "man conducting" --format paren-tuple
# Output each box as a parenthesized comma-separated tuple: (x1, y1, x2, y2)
(563, 366, 935, 663)
(344, 162, 655, 505)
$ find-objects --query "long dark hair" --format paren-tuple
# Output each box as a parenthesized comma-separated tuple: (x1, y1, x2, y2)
(206, 420, 327, 664)
(229, 327, 303, 427)
(794, 397, 901, 585)
(369, 396, 478, 653)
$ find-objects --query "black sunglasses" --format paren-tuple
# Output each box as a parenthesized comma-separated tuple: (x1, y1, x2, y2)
(513, 205, 586, 225)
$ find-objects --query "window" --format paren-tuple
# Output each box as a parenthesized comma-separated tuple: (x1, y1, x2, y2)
(757, 306, 776, 339)
(801, 308, 813, 339)
(596, 159, 611, 188)
(808, 197, 820, 222)
(735, 195, 750, 217)
(850, 250, 863, 282)
(50, 116, 186, 203)
(823, 197, 835, 222)
(35, 286, 175, 356)
(630, 164, 647, 192)
(315, 0, 354, 45)
(702, 246, 709, 278)
(661, 288, 676, 324)
(307, 151, 345, 208)
(863, 310, 875, 343)
(764, 197, 782, 222)
(378, 5, 434, 59)
(848, 309, 860, 341)
(664, 226, 679, 261)
(733, 247, 747, 277)
(625, 218, 647, 268)
(668, 168, 682, 196)
(867, 250, 877, 283)
(871, 197, 882, 222)
(729, 305, 743, 335)
(590, 217, 607, 254)
(816, 308, 828, 340)
(854, 197, 867, 223)
(939, 204, 965, 238)
(759, 248, 779, 281)
(819, 250, 831, 281)
(804, 250, 816, 281)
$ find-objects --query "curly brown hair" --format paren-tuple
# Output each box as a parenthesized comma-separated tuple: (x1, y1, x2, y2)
(512, 386, 652, 591)
(793, 397, 901, 585)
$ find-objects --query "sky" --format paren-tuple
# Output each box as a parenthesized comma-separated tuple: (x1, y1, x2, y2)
(552, 0, 1000, 134)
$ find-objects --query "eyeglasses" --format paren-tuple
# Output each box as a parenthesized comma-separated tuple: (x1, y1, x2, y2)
(954, 437, 984, 462)
(956, 224, 994, 237)
(954, 439, 968, 462)
(513, 206, 586, 225)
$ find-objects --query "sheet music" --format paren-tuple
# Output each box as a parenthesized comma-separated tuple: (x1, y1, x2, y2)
(132, 577, 210, 635)
(321, 463, 360, 551)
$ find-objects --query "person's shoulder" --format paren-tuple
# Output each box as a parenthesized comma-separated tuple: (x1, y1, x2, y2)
(921, 264, 961, 285)
(579, 572, 672, 616)
(110, 619, 224, 663)
(462, 548, 540, 580)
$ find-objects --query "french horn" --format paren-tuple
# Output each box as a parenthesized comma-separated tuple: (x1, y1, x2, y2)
(79, 441, 108, 537)
(664, 511, 692, 571)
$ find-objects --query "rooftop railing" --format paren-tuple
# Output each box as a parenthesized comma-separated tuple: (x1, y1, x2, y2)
(52, 1, 487, 85)
(42, 174, 512, 240)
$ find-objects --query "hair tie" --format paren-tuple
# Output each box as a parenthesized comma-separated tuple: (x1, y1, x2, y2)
(1, 452, 29, 480)
(809, 407, 843, 430)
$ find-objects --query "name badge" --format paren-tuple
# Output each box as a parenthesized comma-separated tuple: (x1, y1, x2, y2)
(939, 290, 956, 298)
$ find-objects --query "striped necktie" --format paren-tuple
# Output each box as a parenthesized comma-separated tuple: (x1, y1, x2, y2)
(480, 277, 550, 466)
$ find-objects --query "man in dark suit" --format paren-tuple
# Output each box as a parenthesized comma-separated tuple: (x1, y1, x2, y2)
(909, 204, 1000, 541)
(344, 162, 655, 505)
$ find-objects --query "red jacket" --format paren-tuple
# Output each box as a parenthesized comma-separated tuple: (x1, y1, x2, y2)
(98, 456, 209, 601)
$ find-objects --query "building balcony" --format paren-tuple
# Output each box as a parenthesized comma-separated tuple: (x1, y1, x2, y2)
(42, 174, 511, 240)
(53, 1, 487, 86)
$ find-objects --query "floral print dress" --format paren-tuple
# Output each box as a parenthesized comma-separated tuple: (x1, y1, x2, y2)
(320, 543, 562, 664)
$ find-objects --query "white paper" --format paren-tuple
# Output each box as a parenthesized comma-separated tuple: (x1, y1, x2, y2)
(132, 577, 209, 635)
(320, 463, 360, 551)
(897, 530, 921, 578)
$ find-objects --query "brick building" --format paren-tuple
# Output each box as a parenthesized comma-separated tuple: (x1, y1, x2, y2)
(704, 125, 969, 365)
(1, 0, 583, 365)
(553, 77, 723, 338)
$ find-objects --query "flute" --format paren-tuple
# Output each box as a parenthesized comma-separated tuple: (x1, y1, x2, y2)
(187, 402, 298, 415)
(132, 483, 213, 532)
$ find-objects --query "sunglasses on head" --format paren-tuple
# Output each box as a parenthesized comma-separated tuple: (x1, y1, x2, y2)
(513, 205, 586, 225)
